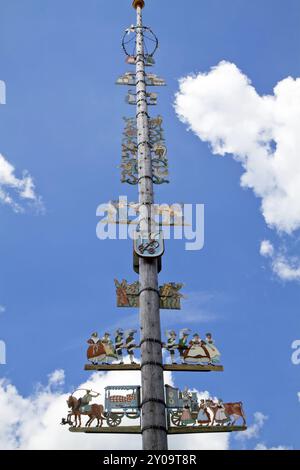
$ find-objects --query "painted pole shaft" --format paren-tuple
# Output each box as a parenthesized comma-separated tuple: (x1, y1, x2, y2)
(135, 6, 168, 451)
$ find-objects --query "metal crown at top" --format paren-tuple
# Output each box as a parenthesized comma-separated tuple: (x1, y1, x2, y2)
(132, 0, 145, 9)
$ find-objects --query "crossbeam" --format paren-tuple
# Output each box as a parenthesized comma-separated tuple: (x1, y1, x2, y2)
(84, 364, 224, 372)
(69, 425, 247, 435)
(70, 426, 141, 434)
(167, 426, 247, 435)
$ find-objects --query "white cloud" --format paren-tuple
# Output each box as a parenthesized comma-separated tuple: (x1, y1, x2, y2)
(47, 370, 65, 387)
(175, 61, 300, 281)
(0, 80, 5, 104)
(236, 412, 267, 441)
(297, 392, 300, 402)
(260, 240, 274, 258)
(255, 443, 292, 450)
(175, 61, 300, 234)
(0, 370, 230, 450)
(0, 305, 5, 314)
(260, 240, 300, 282)
(0, 153, 43, 213)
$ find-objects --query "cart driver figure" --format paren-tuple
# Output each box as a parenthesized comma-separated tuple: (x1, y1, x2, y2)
(78, 390, 100, 413)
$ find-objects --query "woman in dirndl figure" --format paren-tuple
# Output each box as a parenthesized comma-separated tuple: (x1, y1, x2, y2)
(181, 405, 194, 426)
(180, 388, 194, 426)
(197, 399, 211, 426)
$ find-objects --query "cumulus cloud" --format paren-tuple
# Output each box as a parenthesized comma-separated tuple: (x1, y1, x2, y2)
(0, 153, 43, 213)
(175, 61, 300, 280)
(0, 80, 5, 104)
(260, 240, 300, 282)
(0, 370, 230, 450)
(260, 240, 274, 258)
(236, 412, 267, 441)
(255, 443, 292, 450)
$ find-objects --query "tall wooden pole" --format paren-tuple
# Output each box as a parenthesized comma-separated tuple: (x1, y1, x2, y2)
(133, 0, 168, 450)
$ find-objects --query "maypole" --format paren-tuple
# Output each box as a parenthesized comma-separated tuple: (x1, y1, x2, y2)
(133, 0, 168, 450)
(62, 0, 247, 452)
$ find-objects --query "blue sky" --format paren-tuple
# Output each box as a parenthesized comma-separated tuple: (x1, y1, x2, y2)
(0, 0, 300, 450)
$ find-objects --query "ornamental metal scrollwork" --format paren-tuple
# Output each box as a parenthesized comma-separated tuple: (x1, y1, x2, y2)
(121, 116, 169, 185)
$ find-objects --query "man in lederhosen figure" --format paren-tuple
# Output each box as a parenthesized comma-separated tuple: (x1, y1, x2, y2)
(125, 329, 137, 364)
(178, 329, 190, 364)
(115, 328, 124, 365)
(165, 330, 178, 364)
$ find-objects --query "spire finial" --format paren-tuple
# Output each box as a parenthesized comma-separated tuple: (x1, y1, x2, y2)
(132, 0, 145, 9)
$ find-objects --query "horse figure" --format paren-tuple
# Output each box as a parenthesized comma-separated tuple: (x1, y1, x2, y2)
(67, 395, 106, 428)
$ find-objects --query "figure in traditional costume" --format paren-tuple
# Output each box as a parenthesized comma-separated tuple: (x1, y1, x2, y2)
(204, 333, 221, 364)
(183, 333, 211, 364)
(178, 329, 190, 364)
(197, 399, 211, 426)
(115, 329, 124, 364)
(101, 332, 117, 364)
(165, 330, 178, 364)
(78, 390, 100, 413)
(87, 332, 107, 365)
(180, 388, 194, 426)
(125, 329, 137, 364)
(214, 399, 230, 426)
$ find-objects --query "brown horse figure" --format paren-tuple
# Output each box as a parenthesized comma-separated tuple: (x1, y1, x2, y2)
(67, 396, 106, 428)
(207, 400, 246, 426)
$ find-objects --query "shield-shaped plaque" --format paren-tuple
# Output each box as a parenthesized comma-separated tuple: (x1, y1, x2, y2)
(134, 231, 164, 259)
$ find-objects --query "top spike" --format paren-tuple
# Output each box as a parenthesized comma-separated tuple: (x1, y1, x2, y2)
(132, 0, 145, 9)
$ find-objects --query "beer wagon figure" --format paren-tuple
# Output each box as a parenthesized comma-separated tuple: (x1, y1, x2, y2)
(105, 385, 141, 427)
(165, 385, 198, 427)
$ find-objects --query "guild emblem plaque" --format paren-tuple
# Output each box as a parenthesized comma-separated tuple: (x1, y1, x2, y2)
(134, 231, 164, 259)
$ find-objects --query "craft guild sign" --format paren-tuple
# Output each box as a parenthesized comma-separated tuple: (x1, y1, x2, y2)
(114, 279, 184, 309)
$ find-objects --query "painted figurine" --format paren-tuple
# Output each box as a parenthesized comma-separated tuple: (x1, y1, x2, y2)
(183, 333, 211, 364)
(165, 330, 178, 364)
(197, 399, 211, 426)
(204, 333, 221, 364)
(125, 329, 138, 364)
(66, 389, 105, 428)
(178, 329, 190, 364)
(87, 332, 106, 365)
(79, 389, 100, 413)
(180, 388, 194, 426)
(115, 328, 124, 364)
(212, 399, 231, 426)
(86, 332, 117, 365)
(101, 332, 116, 365)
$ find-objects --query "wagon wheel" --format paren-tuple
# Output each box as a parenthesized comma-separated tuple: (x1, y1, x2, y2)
(171, 411, 183, 427)
(107, 413, 123, 427)
(126, 412, 140, 420)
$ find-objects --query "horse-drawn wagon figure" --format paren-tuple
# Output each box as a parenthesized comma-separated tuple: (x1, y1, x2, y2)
(165, 385, 246, 428)
(62, 386, 141, 429)
(104, 385, 141, 427)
